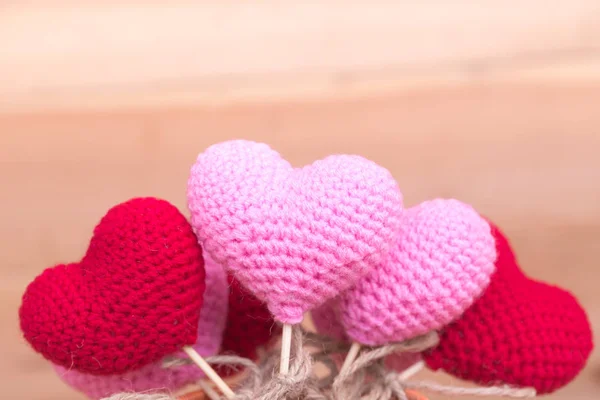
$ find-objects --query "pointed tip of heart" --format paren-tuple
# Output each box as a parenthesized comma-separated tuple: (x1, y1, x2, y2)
(20, 197, 206, 375)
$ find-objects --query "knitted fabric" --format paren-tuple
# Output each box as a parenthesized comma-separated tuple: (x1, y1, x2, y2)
(187, 140, 403, 324)
(424, 222, 594, 394)
(217, 274, 281, 378)
(221, 273, 281, 361)
(53, 252, 228, 399)
(19, 198, 206, 375)
(339, 199, 497, 345)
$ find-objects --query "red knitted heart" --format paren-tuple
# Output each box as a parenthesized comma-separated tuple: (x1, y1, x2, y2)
(424, 222, 593, 394)
(221, 274, 280, 361)
(19, 198, 206, 375)
(216, 274, 280, 378)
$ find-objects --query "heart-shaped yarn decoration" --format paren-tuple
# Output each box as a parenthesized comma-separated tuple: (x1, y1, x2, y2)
(19, 198, 206, 375)
(339, 198, 497, 345)
(423, 222, 594, 394)
(187, 140, 403, 324)
(221, 273, 281, 361)
(218, 273, 281, 378)
(52, 251, 228, 399)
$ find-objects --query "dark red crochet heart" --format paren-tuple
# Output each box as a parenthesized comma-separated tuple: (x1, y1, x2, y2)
(424, 222, 593, 394)
(218, 274, 280, 376)
(19, 198, 205, 375)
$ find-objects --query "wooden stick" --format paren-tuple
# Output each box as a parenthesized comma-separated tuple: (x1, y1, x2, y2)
(339, 341, 361, 376)
(197, 379, 221, 400)
(398, 360, 425, 380)
(279, 323, 293, 375)
(182, 346, 235, 399)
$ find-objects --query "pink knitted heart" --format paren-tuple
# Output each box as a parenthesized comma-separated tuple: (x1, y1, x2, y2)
(339, 199, 497, 345)
(53, 252, 229, 399)
(187, 140, 403, 324)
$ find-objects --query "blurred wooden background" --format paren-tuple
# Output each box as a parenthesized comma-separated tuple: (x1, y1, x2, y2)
(1, 2, 599, 399)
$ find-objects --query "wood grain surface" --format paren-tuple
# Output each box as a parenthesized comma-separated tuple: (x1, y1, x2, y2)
(2, 1, 600, 112)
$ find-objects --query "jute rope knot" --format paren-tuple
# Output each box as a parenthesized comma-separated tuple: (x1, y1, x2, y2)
(330, 332, 439, 400)
(103, 328, 536, 400)
(233, 327, 324, 400)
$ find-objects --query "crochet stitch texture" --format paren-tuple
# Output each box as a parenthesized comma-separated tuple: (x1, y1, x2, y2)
(221, 273, 281, 361)
(19, 198, 206, 375)
(187, 140, 403, 324)
(53, 252, 228, 399)
(339, 199, 497, 345)
(424, 222, 594, 394)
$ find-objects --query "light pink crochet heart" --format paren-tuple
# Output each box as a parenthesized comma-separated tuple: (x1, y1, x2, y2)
(187, 140, 403, 324)
(339, 199, 496, 345)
